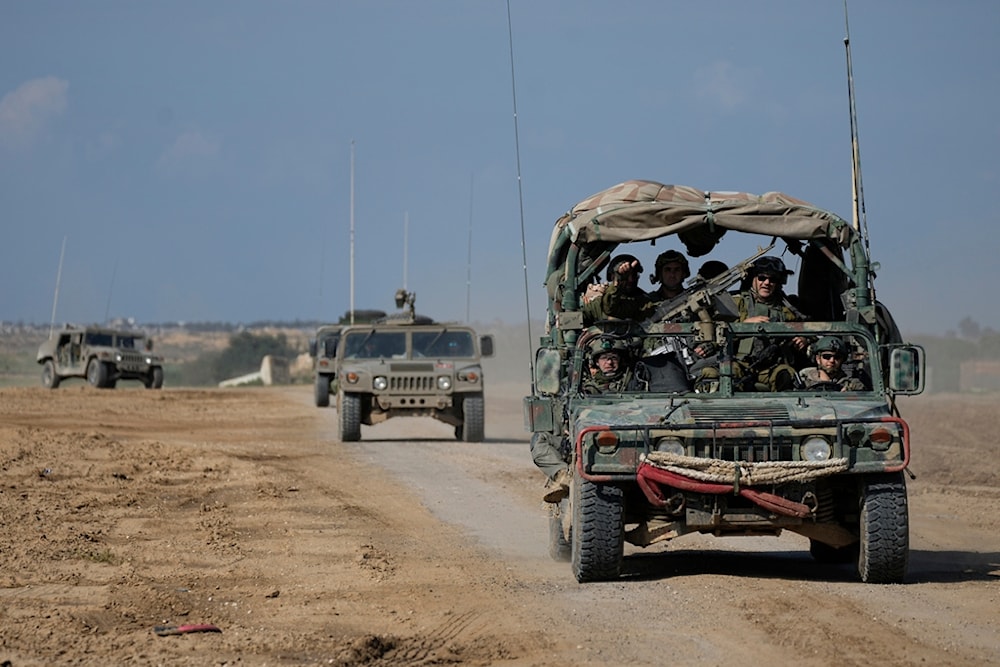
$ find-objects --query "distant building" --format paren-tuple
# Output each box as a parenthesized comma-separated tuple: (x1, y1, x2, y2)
(959, 360, 1000, 392)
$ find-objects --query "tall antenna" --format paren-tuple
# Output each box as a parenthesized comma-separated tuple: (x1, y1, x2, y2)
(466, 172, 474, 323)
(48, 236, 67, 338)
(104, 258, 118, 324)
(506, 0, 535, 388)
(843, 2, 870, 254)
(349, 139, 356, 325)
(843, 0, 875, 306)
(403, 210, 409, 291)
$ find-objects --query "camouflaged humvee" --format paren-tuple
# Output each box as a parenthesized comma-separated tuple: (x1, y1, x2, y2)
(524, 181, 924, 584)
(334, 291, 494, 442)
(36, 324, 165, 389)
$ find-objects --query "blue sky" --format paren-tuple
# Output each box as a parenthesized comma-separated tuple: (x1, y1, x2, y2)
(1, 1, 997, 336)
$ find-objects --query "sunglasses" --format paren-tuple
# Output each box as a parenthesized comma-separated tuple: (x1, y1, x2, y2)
(819, 353, 841, 361)
(755, 274, 780, 284)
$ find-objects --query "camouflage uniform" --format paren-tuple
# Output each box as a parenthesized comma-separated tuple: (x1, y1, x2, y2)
(799, 367, 868, 391)
(799, 335, 869, 391)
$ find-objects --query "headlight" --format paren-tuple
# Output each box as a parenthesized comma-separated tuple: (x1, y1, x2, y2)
(800, 436, 832, 461)
(115, 354, 123, 362)
(437, 376, 452, 390)
(655, 437, 686, 456)
(373, 376, 388, 391)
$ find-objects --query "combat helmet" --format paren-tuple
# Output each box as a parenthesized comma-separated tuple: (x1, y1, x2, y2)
(748, 255, 794, 285)
(812, 335, 847, 359)
(650, 249, 690, 284)
(588, 336, 631, 362)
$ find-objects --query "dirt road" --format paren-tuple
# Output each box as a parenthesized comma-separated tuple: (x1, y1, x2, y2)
(1, 384, 998, 666)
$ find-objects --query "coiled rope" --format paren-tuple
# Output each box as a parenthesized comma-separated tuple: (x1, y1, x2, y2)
(643, 452, 849, 486)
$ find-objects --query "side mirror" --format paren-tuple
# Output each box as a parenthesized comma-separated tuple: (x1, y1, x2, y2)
(887, 345, 925, 394)
(534, 347, 562, 395)
(479, 335, 495, 357)
(308, 339, 317, 357)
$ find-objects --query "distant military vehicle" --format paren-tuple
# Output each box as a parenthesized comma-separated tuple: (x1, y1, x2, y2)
(524, 181, 924, 584)
(37, 324, 165, 389)
(334, 290, 494, 442)
(309, 324, 342, 407)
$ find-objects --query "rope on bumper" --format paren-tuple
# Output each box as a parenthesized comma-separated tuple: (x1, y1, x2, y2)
(643, 452, 849, 486)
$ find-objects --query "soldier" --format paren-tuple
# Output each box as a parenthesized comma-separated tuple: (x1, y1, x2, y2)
(582, 337, 637, 394)
(583, 254, 648, 323)
(696, 255, 808, 391)
(799, 336, 869, 391)
(648, 249, 689, 302)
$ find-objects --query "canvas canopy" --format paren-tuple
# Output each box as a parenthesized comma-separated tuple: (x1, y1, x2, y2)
(548, 180, 854, 265)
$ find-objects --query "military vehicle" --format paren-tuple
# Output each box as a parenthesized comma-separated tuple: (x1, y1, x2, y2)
(524, 181, 924, 584)
(310, 310, 388, 408)
(37, 324, 165, 389)
(310, 325, 342, 407)
(334, 290, 494, 442)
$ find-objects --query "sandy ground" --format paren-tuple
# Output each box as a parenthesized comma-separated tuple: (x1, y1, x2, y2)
(1, 383, 998, 666)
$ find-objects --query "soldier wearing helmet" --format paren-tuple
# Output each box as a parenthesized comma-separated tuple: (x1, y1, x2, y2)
(582, 336, 637, 394)
(597, 249, 692, 322)
(799, 336, 869, 391)
(726, 255, 809, 391)
(649, 249, 690, 301)
(582, 253, 649, 323)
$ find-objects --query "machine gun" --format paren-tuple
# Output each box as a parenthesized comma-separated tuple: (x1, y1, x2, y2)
(640, 242, 776, 330)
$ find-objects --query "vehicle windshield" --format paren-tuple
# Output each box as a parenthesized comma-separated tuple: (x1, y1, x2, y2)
(412, 331, 474, 358)
(342, 331, 407, 359)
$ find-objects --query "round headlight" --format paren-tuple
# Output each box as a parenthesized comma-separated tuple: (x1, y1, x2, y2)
(373, 376, 388, 391)
(656, 437, 686, 456)
(437, 376, 452, 390)
(800, 436, 832, 462)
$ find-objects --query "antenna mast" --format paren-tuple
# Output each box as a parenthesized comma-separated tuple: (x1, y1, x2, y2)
(403, 210, 409, 291)
(506, 0, 535, 389)
(349, 140, 356, 325)
(49, 236, 67, 338)
(466, 173, 474, 323)
(843, 1, 875, 308)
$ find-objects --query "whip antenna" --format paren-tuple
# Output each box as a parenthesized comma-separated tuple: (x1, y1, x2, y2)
(506, 0, 535, 388)
(843, 1, 876, 313)
(843, 2, 872, 264)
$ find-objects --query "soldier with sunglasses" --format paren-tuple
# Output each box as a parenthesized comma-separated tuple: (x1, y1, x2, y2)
(799, 336, 869, 391)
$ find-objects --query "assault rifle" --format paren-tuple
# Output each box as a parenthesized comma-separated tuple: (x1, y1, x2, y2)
(640, 242, 776, 329)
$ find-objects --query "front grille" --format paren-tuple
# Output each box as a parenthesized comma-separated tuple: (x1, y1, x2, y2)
(695, 438, 796, 462)
(688, 404, 790, 422)
(117, 351, 147, 371)
(389, 375, 435, 392)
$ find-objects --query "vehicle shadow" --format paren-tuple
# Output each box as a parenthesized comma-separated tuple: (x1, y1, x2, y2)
(618, 548, 1000, 584)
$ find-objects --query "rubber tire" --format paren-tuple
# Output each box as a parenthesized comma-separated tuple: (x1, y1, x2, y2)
(151, 366, 164, 389)
(571, 476, 625, 582)
(810, 539, 859, 564)
(338, 392, 362, 442)
(41, 360, 61, 389)
(460, 394, 485, 442)
(858, 472, 909, 584)
(548, 497, 572, 562)
(86, 358, 107, 388)
(314, 375, 331, 407)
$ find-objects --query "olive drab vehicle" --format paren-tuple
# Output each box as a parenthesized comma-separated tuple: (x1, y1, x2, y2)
(36, 324, 165, 390)
(334, 290, 495, 442)
(524, 181, 924, 584)
(310, 325, 342, 407)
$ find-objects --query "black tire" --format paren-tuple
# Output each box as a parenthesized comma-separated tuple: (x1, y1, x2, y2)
(338, 391, 362, 442)
(151, 366, 164, 389)
(548, 498, 572, 562)
(41, 360, 61, 389)
(858, 472, 909, 584)
(86, 358, 107, 388)
(810, 539, 859, 564)
(460, 393, 485, 442)
(314, 375, 331, 407)
(571, 475, 624, 582)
